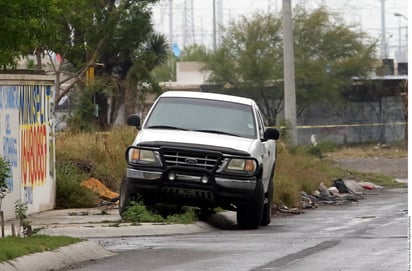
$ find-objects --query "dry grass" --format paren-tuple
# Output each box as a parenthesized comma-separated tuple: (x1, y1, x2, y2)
(325, 141, 408, 159)
(56, 129, 406, 209)
(56, 127, 136, 191)
(274, 143, 345, 207)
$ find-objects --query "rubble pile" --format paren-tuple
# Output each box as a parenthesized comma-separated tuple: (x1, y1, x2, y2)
(277, 178, 383, 214)
(301, 178, 383, 209)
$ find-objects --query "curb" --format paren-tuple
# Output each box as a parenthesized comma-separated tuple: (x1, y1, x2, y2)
(0, 240, 116, 271)
(0, 211, 218, 271)
(37, 221, 216, 238)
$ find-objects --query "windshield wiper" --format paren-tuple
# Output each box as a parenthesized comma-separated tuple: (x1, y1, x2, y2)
(146, 125, 188, 130)
(193, 129, 241, 137)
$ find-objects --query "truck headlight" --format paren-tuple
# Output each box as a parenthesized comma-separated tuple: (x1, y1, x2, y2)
(226, 158, 257, 173)
(127, 147, 160, 166)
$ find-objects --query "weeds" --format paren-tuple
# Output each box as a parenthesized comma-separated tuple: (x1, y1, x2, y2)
(56, 127, 406, 211)
(121, 203, 199, 224)
(56, 162, 98, 208)
(14, 200, 31, 237)
(274, 145, 340, 207)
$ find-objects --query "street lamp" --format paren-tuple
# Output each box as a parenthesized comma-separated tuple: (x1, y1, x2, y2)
(394, 13, 408, 63)
(394, 13, 408, 21)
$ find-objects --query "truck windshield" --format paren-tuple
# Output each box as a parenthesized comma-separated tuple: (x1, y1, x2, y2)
(144, 97, 257, 138)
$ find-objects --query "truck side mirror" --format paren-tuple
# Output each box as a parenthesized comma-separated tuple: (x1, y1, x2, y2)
(264, 128, 280, 140)
(127, 114, 141, 128)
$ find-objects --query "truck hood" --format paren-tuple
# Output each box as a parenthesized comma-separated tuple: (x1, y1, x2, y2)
(134, 129, 255, 153)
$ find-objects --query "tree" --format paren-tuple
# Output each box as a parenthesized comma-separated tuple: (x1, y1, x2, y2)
(205, 12, 284, 125)
(0, 0, 168, 129)
(292, 7, 376, 116)
(0, 0, 60, 68)
(124, 33, 169, 119)
(51, 0, 167, 128)
(179, 44, 210, 62)
(204, 8, 377, 125)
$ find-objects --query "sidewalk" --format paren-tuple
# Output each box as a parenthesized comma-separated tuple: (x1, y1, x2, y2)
(0, 206, 215, 271)
(4, 207, 214, 238)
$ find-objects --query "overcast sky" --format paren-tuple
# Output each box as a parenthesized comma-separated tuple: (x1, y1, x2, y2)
(152, 0, 409, 61)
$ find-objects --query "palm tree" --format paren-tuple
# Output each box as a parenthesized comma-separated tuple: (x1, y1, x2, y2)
(124, 33, 169, 118)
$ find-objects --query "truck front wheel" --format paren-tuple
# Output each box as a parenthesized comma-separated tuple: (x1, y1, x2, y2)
(236, 180, 264, 229)
(119, 177, 136, 217)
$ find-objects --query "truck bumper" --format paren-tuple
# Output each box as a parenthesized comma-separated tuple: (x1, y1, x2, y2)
(125, 167, 257, 207)
(126, 168, 257, 190)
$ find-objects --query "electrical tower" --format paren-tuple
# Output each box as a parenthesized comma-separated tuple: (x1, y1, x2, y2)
(182, 0, 195, 47)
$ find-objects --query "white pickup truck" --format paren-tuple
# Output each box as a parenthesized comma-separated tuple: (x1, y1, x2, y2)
(120, 91, 280, 229)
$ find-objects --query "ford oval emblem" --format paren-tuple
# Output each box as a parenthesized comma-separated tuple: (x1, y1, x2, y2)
(185, 158, 198, 165)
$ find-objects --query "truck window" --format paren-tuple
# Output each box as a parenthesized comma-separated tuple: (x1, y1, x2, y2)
(145, 97, 257, 138)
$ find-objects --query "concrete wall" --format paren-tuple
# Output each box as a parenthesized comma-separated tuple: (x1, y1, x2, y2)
(296, 97, 405, 145)
(176, 62, 211, 84)
(0, 74, 55, 220)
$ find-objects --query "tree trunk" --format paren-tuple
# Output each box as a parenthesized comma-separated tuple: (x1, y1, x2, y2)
(35, 48, 42, 69)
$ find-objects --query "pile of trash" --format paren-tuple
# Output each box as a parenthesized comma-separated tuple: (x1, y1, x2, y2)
(278, 178, 383, 214)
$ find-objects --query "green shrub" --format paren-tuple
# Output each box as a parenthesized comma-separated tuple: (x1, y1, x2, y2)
(55, 162, 98, 208)
(165, 208, 198, 224)
(0, 156, 10, 189)
(121, 203, 166, 223)
(302, 140, 338, 159)
(121, 203, 199, 224)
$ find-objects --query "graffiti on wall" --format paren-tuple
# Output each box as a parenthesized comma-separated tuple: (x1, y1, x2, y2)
(20, 85, 51, 204)
(0, 86, 19, 191)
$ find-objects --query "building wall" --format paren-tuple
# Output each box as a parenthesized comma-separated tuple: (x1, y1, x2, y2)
(176, 62, 210, 84)
(296, 97, 405, 145)
(0, 74, 55, 220)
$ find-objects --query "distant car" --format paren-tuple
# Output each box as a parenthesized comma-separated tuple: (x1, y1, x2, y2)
(120, 91, 280, 229)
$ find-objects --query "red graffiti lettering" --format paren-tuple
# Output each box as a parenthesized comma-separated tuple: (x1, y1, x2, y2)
(21, 124, 47, 186)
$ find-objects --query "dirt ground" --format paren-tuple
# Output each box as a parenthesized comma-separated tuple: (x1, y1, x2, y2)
(333, 157, 408, 179)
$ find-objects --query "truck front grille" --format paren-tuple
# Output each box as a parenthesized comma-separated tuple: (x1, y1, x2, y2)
(163, 150, 220, 170)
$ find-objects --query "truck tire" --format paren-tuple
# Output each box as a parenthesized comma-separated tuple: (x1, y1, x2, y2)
(119, 177, 134, 217)
(261, 176, 274, 226)
(236, 180, 264, 229)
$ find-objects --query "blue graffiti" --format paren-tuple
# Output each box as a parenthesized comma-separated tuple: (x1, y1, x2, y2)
(3, 136, 18, 168)
(6, 176, 13, 192)
(20, 85, 50, 125)
(24, 186, 33, 205)
(2, 138, 16, 192)
(3, 135, 17, 192)
(0, 86, 19, 109)
(5, 114, 11, 135)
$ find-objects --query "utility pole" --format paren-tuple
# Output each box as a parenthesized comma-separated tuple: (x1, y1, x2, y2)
(212, 0, 217, 51)
(169, 0, 173, 45)
(282, 0, 297, 146)
(380, 0, 387, 58)
(216, 0, 223, 47)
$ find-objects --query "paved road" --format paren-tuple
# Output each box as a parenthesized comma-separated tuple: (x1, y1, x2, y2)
(334, 157, 408, 179)
(67, 187, 408, 271)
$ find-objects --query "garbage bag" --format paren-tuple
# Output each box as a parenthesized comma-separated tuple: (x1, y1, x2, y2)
(334, 178, 350, 194)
